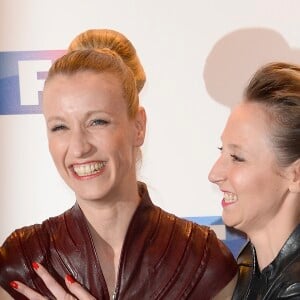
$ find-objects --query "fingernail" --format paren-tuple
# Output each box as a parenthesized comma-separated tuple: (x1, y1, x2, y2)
(10, 281, 18, 289)
(66, 274, 76, 283)
(32, 262, 39, 270)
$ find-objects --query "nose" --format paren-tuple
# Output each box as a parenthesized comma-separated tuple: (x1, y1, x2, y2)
(208, 156, 227, 184)
(69, 128, 93, 158)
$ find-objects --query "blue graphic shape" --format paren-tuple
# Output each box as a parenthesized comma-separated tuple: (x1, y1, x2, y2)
(0, 50, 65, 115)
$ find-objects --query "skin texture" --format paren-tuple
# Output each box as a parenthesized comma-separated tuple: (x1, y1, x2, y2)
(43, 71, 145, 207)
(0, 287, 11, 300)
(209, 102, 300, 269)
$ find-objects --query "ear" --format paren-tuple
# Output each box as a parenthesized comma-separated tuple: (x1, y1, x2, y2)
(288, 159, 300, 193)
(133, 106, 146, 147)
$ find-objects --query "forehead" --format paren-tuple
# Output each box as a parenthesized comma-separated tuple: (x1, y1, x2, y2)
(43, 71, 126, 113)
(44, 71, 122, 93)
(222, 102, 272, 148)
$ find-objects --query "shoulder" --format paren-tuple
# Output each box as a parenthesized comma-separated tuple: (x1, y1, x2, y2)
(190, 222, 238, 292)
(152, 207, 213, 248)
(0, 207, 75, 264)
(275, 252, 300, 298)
(0, 207, 71, 257)
(158, 207, 235, 261)
(0, 208, 73, 298)
(153, 208, 238, 296)
(0, 222, 50, 267)
(277, 283, 300, 299)
(282, 248, 300, 279)
(0, 222, 48, 298)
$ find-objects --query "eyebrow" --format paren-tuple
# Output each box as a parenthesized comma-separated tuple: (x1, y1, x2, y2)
(46, 116, 65, 124)
(46, 110, 108, 124)
(220, 136, 243, 149)
(84, 110, 108, 118)
(220, 137, 244, 151)
(228, 144, 242, 150)
(227, 144, 250, 155)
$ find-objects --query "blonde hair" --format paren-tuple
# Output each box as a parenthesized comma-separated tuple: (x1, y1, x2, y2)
(46, 29, 146, 118)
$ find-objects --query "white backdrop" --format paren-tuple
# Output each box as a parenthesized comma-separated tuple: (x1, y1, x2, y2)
(1, 1, 300, 253)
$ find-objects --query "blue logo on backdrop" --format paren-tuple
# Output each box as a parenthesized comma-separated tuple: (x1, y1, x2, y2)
(0, 50, 65, 115)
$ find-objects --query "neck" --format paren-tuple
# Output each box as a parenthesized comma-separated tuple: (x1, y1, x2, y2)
(248, 211, 299, 271)
(77, 182, 141, 249)
(246, 191, 300, 270)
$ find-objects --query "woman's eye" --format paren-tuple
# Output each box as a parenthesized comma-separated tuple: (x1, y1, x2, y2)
(217, 146, 223, 152)
(230, 154, 245, 162)
(51, 125, 66, 132)
(90, 119, 109, 126)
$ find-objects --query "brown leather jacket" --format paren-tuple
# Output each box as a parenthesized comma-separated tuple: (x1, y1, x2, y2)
(0, 183, 237, 299)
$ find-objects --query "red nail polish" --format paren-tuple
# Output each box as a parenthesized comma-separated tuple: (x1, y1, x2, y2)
(66, 274, 76, 283)
(32, 262, 39, 270)
(10, 281, 18, 289)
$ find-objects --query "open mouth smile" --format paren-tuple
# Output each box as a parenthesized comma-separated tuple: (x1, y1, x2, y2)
(72, 161, 106, 177)
(223, 192, 238, 203)
(222, 192, 238, 207)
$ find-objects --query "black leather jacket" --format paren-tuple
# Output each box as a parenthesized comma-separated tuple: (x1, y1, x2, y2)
(232, 224, 300, 299)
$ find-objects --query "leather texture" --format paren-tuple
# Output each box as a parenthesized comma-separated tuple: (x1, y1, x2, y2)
(232, 224, 300, 299)
(0, 182, 237, 299)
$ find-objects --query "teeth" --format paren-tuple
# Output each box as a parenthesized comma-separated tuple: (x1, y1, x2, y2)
(223, 192, 238, 203)
(73, 162, 106, 176)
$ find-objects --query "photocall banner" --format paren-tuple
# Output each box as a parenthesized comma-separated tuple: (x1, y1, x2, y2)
(2, 0, 298, 257)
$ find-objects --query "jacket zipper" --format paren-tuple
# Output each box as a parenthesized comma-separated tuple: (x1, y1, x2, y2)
(110, 200, 142, 300)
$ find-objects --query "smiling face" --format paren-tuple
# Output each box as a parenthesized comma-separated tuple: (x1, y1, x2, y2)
(208, 102, 293, 234)
(43, 71, 145, 204)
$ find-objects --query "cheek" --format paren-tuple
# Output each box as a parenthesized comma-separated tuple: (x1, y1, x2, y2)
(108, 128, 135, 149)
(231, 167, 274, 203)
(230, 167, 264, 195)
(48, 137, 65, 164)
(229, 167, 250, 192)
(114, 133, 137, 164)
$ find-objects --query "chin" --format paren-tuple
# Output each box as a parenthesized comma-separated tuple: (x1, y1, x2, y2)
(75, 189, 109, 202)
(222, 214, 237, 229)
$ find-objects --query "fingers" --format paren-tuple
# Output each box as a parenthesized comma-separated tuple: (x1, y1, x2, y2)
(65, 275, 97, 300)
(34, 262, 96, 299)
(10, 262, 96, 300)
(10, 280, 48, 300)
(32, 262, 77, 300)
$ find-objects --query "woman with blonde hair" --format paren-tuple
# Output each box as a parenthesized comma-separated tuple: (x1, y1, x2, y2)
(0, 29, 237, 299)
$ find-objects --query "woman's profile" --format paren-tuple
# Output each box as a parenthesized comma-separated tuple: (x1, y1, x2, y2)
(209, 62, 300, 299)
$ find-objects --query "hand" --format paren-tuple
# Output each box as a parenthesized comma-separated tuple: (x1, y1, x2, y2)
(10, 262, 96, 300)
